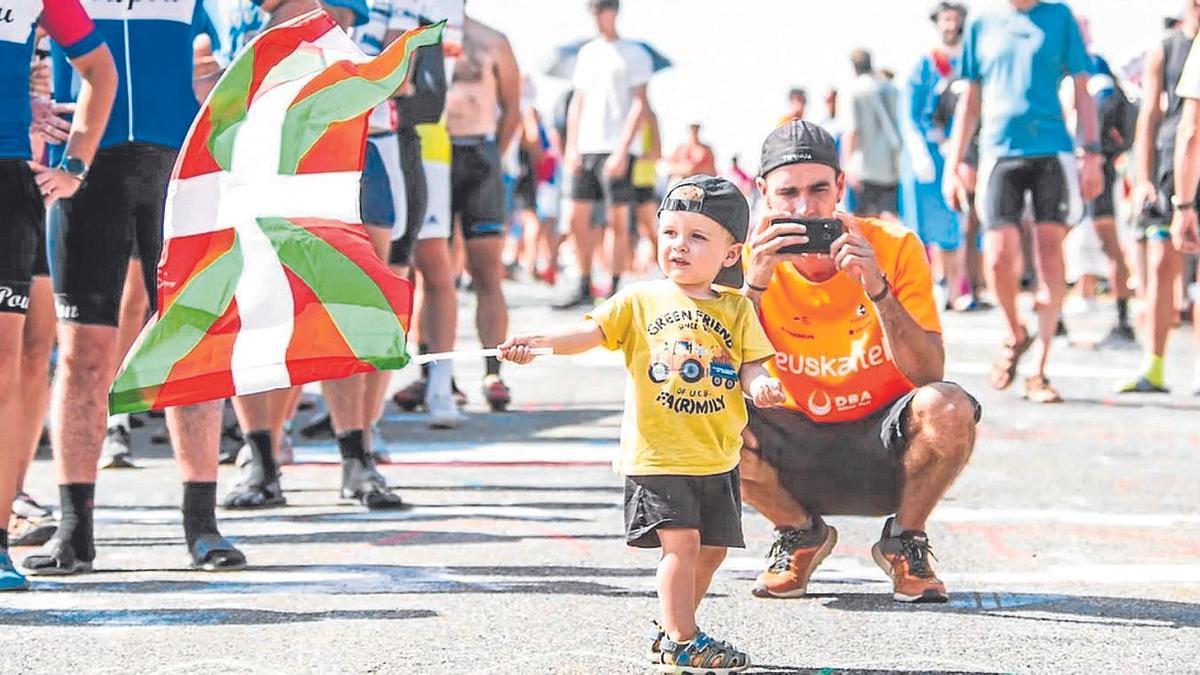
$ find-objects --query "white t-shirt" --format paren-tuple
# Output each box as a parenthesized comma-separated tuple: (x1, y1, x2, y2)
(571, 37, 652, 155)
(1178, 35, 1200, 100)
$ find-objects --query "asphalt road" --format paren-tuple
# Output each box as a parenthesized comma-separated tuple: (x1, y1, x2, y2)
(2, 280, 1198, 674)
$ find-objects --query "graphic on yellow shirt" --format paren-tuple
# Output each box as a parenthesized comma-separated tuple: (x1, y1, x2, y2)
(586, 280, 775, 477)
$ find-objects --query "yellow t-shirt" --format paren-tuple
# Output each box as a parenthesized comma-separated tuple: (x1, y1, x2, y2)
(586, 280, 776, 477)
(631, 125, 657, 188)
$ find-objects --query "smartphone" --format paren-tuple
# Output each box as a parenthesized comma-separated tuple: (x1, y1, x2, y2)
(773, 218, 844, 255)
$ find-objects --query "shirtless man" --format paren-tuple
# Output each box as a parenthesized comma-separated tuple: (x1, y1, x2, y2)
(444, 12, 521, 410)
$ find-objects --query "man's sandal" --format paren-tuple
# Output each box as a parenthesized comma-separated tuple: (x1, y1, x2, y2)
(990, 328, 1034, 390)
(1022, 375, 1063, 404)
(189, 534, 247, 572)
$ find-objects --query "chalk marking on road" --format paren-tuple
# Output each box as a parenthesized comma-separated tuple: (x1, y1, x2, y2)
(930, 506, 1200, 528)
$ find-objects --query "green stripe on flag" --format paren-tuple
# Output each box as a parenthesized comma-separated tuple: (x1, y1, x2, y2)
(277, 22, 444, 175)
(109, 240, 245, 413)
(206, 47, 256, 171)
(257, 217, 407, 370)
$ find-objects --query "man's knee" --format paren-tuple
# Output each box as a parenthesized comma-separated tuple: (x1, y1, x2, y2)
(739, 443, 777, 489)
(907, 383, 978, 462)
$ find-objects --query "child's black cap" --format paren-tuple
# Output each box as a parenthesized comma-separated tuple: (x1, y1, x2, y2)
(657, 174, 750, 288)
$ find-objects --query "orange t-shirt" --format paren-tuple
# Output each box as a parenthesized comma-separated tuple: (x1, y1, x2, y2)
(757, 218, 941, 422)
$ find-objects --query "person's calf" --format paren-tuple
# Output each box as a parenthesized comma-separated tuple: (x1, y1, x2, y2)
(656, 528, 702, 642)
(896, 383, 977, 532)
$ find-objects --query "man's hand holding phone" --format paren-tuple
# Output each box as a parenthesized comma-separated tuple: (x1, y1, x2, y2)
(744, 210, 810, 289)
(831, 214, 886, 297)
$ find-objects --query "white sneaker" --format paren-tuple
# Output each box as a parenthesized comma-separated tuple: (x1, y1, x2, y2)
(426, 392, 465, 430)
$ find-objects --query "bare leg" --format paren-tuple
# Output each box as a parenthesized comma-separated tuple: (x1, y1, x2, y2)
(231, 391, 273, 434)
(738, 431, 811, 529)
(964, 204, 986, 297)
(656, 528, 701, 642)
(1093, 217, 1131, 306)
(1031, 224, 1069, 377)
(983, 227, 1025, 342)
(52, 324, 119, 484)
(693, 545, 728, 609)
(566, 199, 596, 278)
(413, 238, 457, 353)
(941, 246, 966, 307)
(893, 383, 977, 532)
(322, 375, 364, 435)
(0, 314, 26, 531)
(168, 402, 221, 483)
(608, 203, 631, 282)
(1147, 239, 1180, 359)
(114, 259, 149, 367)
(14, 277, 55, 490)
(465, 237, 508, 351)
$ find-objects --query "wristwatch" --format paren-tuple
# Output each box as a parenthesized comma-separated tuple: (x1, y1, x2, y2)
(57, 156, 88, 181)
(867, 275, 891, 303)
(1171, 195, 1196, 210)
(1079, 142, 1103, 156)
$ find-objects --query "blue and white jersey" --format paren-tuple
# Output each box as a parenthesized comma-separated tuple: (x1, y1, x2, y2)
(1, 0, 103, 159)
(204, 0, 264, 66)
(50, 0, 207, 157)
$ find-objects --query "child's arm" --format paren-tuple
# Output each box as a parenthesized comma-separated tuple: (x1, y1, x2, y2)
(740, 359, 786, 408)
(498, 320, 607, 364)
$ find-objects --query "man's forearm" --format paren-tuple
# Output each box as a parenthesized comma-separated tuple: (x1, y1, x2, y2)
(496, 108, 521, 156)
(874, 293, 945, 384)
(1073, 77, 1100, 148)
(565, 94, 582, 157)
(65, 58, 117, 164)
(946, 86, 980, 169)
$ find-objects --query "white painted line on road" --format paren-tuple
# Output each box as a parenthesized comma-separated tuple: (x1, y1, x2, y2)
(292, 441, 617, 466)
(930, 506, 1200, 528)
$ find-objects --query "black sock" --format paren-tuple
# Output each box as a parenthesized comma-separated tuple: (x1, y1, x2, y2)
(1117, 298, 1129, 326)
(337, 429, 367, 462)
(611, 274, 620, 293)
(0, 530, 8, 549)
(485, 356, 501, 377)
(58, 483, 95, 562)
(246, 430, 278, 478)
(580, 275, 592, 293)
(181, 482, 219, 549)
(418, 343, 429, 379)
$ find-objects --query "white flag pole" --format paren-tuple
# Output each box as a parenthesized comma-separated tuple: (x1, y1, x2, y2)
(410, 347, 553, 365)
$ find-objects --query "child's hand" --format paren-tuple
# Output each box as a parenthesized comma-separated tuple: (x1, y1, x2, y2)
(750, 376, 786, 408)
(498, 336, 541, 365)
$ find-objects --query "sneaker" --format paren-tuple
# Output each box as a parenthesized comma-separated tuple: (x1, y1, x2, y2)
(299, 413, 333, 439)
(482, 374, 511, 412)
(1097, 324, 1138, 349)
(340, 455, 406, 510)
(871, 517, 948, 603)
(647, 620, 666, 663)
(750, 517, 838, 598)
(427, 389, 466, 430)
(392, 378, 468, 412)
(8, 513, 57, 548)
(656, 631, 750, 674)
(1117, 376, 1169, 394)
(0, 550, 29, 591)
(99, 425, 137, 469)
(12, 492, 52, 521)
(222, 449, 286, 509)
(552, 282, 593, 311)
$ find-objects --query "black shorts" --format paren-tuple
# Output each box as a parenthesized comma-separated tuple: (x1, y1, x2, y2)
(49, 143, 176, 326)
(450, 137, 505, 239)
(745, 384, 981, 516)
(514, 171, 537, 212)
(853, 181, 899, 217)
(389, 126, 426, 266)
(976, 154, 1082, 230)
(571, 152, 636, 204)
(1089, 157, 1118, 219)
(0, 160, 48, 315)
(634, 185, 657, 205)
(624, 468, 744, 549)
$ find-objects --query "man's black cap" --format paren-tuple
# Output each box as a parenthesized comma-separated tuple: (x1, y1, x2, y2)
(657, 174, 749, 288)
(759, 120, 840, 177)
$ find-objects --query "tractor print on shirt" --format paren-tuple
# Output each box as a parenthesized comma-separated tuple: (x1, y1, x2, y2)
(648, 338, 738, 388)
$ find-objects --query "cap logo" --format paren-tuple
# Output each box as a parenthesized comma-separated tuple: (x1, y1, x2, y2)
(660, 197, 704, 214)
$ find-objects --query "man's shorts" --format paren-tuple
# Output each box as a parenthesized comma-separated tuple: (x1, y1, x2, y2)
(384, 126, 431, 266)
(976, 153, 1083, 230)
(513, 170, 537, 213)
(0, 160, 48, 315)
(633, 185, 657, 206)
(853, 181, 899, 217)
(624, 468, 744, 549)
(361, 134, 399, 231)
(1088, 156, 1119, 220)
(745, 385, 981, 516)
(450, 136, 506, 239)
(570, 152, 636, 205)
(49, 143, 176, 326)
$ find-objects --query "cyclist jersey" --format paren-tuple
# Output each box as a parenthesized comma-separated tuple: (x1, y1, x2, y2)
(1, 0, 102, 160)
(50, 0, 207, 162)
